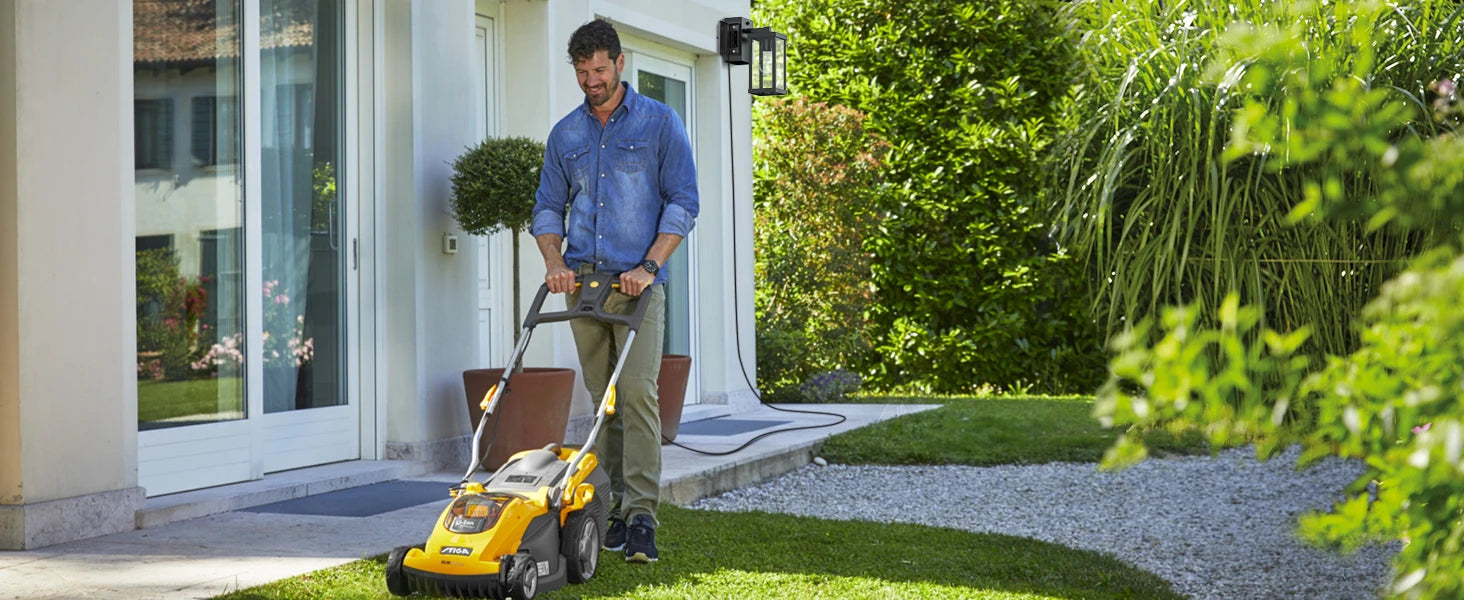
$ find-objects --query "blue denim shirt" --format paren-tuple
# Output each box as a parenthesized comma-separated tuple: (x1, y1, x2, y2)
(530, 83, 699, 285)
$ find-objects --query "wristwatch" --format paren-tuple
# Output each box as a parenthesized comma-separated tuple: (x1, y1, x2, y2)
(639, 259, 660, 275)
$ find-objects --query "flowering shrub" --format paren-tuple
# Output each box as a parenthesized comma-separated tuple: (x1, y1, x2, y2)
(192, 280, 313, 372)
(136, 248, 209, 381)
(798, 369, 862, 403)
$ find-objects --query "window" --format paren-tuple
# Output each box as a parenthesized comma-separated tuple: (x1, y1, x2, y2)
(135, 98, 173, 170)
(191, 95, 240, 167)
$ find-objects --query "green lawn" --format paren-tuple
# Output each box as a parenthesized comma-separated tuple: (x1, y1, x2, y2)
(212, 395, 1192, 599)
(216, 504, 1181, 600)
(820, 395, 1207, 465)
(138, 377, 242, 425)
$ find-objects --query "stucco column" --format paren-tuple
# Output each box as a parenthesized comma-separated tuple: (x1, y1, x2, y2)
(378, 0, 483, 469)
(0, 0, 143, 549)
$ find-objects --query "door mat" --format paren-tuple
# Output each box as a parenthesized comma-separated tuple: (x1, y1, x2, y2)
(242, 480, 449, 518)
(676, 418, 791, 437)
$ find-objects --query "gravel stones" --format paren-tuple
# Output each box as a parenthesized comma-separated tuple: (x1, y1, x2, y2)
(690, 446, 1396, 600)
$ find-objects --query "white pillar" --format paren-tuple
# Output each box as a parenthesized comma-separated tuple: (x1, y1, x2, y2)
(0, 0, 143, 549)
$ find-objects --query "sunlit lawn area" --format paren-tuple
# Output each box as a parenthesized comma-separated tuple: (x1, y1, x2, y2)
(820, 395, 1207, 466)
(216, 503, 1181, 600)
(210, 394, 1192, 599)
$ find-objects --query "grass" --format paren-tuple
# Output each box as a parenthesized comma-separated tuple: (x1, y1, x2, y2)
(215, 504, 1182, 600)
(820, 395, 1207, 466)
(211, 395, 1194, 599)
(138, 377, 243, 424)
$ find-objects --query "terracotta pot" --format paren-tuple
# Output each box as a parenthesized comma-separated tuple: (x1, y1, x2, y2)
(658, 354, 692, 444)
(463, 367, 575, 470)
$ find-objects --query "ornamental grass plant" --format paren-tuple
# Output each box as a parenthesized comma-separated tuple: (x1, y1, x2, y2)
(1050, 0, 1464, 359)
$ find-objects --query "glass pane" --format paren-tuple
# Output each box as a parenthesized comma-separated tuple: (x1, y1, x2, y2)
(260, 0, 346, 412)
(635, 68, 692, 356)
(776, 38, 786, 91)
(134, 0, 246, 430)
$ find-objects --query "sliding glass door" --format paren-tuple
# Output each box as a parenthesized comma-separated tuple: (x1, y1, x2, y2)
(135, 0, 357, 495)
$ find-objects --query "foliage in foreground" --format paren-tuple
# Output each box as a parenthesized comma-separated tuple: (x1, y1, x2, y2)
(1095, 3, 1464, 598)
(214, 505, 1182, 600)
(1051, 0, 1462, 360)
(754, 0, 1104, 394)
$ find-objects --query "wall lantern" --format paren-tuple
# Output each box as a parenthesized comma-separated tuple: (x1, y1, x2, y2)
(718, 17, 788, 96)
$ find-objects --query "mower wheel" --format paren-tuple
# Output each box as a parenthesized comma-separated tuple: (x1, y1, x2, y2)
(506, 553, 538, 600)
(384, 545, 418, 597)
(561, 509, 601, 583)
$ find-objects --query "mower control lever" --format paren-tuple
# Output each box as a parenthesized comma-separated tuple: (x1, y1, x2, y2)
(525, 272, 653, 332)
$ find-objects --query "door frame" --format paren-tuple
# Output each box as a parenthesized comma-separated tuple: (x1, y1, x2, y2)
(138, 0, 363, 496)
(623, 40, 702, 406)
(473, 7, 511, 369)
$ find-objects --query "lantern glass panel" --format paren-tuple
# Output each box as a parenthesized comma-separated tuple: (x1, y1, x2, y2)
(775, 37, 786, 91)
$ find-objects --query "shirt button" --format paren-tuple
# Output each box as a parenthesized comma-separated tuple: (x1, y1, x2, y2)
(600, 144, 605, 148)
(600, 173, 605, 178)
(599, 203, 603, 207)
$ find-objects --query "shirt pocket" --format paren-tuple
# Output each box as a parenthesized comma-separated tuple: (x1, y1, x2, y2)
(614, 139, 650, 174)
(563, 145, 592, 179)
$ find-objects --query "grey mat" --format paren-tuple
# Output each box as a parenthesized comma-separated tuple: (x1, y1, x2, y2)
(677, 418, 791, 437)
(241, 480, 450, 517)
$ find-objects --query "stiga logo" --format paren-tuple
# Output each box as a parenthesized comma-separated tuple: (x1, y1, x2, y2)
(440, 546, 473, 556)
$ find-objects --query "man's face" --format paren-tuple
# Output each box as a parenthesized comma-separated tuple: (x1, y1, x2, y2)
(575, 50, 624, 110)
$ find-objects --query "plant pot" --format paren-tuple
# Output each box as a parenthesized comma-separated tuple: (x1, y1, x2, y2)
(463, 367, 576, 470)
(658, 354, 692, 444)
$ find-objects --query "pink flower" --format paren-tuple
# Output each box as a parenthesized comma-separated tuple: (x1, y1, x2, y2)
(1412, 423, 1431, 434)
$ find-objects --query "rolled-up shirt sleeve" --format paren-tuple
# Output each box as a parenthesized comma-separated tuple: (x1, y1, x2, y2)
(656, 112, 699, 238)
(531, 136, 569, 238)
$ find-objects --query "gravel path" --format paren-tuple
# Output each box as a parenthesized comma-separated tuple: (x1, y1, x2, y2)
(689, 446, 1396, 599)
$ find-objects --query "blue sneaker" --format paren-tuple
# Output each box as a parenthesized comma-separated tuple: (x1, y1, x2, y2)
(602, 516, 627, 552)
(624, 513, 658, 563)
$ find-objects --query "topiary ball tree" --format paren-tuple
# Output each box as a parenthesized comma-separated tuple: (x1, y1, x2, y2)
(450, 136, 546, 341)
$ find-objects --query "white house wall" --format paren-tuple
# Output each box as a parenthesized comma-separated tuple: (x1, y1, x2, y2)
(0, 0, 758, 549)
(0, 0, 143, 549)
(377, 0, 483, 455)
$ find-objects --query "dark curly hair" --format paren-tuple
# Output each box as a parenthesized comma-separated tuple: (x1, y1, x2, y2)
(567, 19, 621, 64)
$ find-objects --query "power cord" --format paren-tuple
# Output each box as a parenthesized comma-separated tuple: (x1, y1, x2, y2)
(658, 63, 846, 457)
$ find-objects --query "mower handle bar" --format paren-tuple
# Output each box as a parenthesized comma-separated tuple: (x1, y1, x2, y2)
(524, 272, 653, 332)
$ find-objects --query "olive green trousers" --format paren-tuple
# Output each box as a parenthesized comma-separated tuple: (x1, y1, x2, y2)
(568, 275, 665, 527)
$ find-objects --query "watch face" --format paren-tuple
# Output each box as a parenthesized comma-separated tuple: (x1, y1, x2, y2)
(642, 260, 659, 274)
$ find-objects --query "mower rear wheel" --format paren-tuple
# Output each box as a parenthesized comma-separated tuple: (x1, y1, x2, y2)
(384, 545, 419, 597)
(506, 553, 538, 600)
(561, 509, 601, 583)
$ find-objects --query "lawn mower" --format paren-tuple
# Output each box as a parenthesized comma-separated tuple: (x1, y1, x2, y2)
(385, 273, 652, 599)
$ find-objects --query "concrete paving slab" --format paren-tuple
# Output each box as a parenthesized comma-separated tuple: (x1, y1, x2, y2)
(0, 402, 937, 600)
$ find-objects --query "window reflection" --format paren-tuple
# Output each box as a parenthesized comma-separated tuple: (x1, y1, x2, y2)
(260, 0, 346, 412)
(134, 0, 245, 429)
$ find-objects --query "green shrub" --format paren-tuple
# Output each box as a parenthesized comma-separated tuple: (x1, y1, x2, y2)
(1095, 3, 1464, 596)
(755, 0, 1103, 394)
(752, 98, 887, 392)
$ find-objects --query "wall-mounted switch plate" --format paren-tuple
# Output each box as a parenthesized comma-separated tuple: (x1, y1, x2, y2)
(443, 232, 459, 254)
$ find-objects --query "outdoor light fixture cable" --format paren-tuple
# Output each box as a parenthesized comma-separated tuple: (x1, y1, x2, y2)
(660, 63, 847, 457)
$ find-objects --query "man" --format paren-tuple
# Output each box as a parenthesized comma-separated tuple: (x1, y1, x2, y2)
(530, 18, 698, 564)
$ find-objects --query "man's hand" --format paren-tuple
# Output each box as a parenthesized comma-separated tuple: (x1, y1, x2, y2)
(619, 267, 654, 297)
(545, 264, 576, 294)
